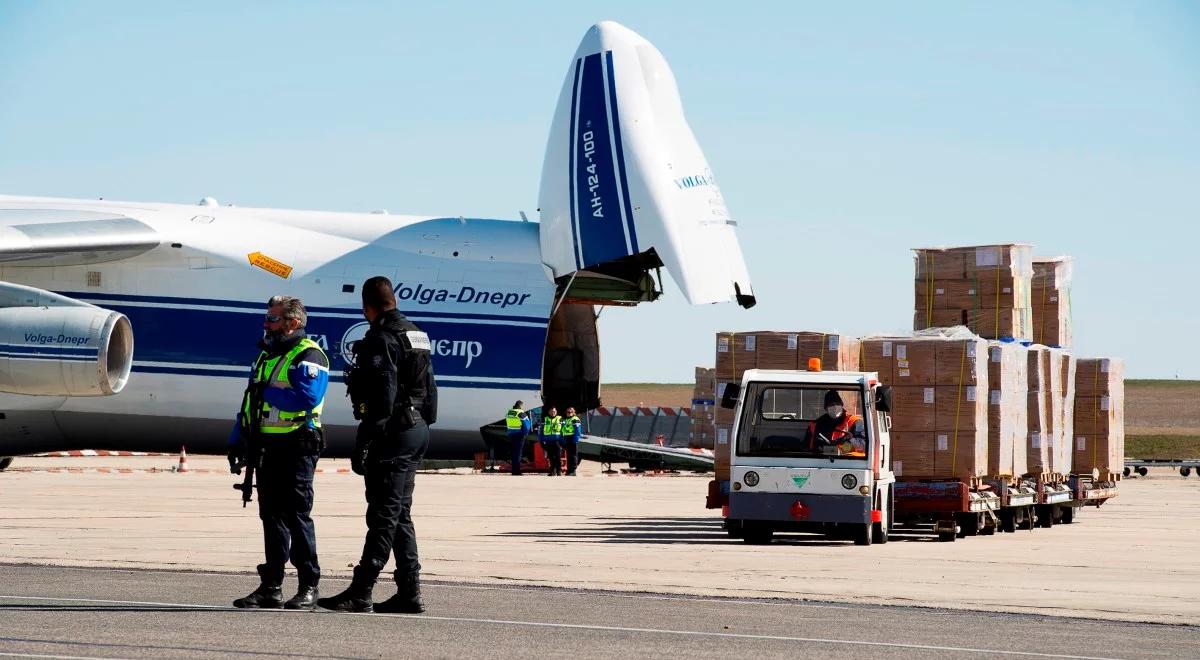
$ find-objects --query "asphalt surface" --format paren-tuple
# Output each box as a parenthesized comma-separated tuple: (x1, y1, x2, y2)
(0, 565, 1195, 659)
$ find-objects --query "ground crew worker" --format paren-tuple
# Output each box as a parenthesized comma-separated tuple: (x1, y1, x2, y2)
(506, 401, 531, 475)
(804, 390, 867, 455)
(539, 406, 563, 476)
(318, 276, 437, 614)
(561, 407, 582, 476)
(229, 295, 329, 610)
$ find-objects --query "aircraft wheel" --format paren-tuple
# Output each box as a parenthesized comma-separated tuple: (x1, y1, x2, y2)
(0, 457, 11, 472)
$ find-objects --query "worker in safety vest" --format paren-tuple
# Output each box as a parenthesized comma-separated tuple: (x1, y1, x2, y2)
(804, 390, 866, 456)
(229, 295, 329, 610)
(539, 406, 563, 476)
(561, 407, 582, 476)
(505, 401, 531, 475)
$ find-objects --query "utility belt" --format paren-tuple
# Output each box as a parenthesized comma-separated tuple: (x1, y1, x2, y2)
(259, 424, 325, 456)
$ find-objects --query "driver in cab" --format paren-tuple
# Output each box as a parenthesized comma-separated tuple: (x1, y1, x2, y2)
(804, 390, 867, 456)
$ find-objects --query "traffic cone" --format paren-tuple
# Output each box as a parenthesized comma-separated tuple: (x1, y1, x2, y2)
(176, 446, 190, 473)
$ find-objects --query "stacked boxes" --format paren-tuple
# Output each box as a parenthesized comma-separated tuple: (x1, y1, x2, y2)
(1074, 358, 1126, 479)
(690, 367, 716, 449)
(913, 244, 1034, 341)
(987, 341, 1028, 478)
(1026, 347, 1051, 474)
(1045, 348, 1077, 476)
(1032, 257, 1073, 348)
(862, 334, 989, 480)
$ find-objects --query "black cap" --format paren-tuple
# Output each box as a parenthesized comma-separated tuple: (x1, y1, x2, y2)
(823, 390, 844, 408)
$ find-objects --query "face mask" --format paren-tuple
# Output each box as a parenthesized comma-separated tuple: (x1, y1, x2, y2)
(826, 405, 844, 418)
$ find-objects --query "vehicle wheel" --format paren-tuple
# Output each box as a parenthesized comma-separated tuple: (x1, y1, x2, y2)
(998, 510, 1016, 533)
(1036, 505, 1054, 529)
(1122, 466, 1130, 477)
(957, 513, 979, 537)
(742, 526, 774, 545)
(724, 519, 744, 539)
(1181, 467, 1192, 478)
(854, 523, 872, 546)
(1137, 466, 1149, 477)
(1020, 509, 1036, 531)
(937, 530, 956, 542)
(1060, 505, 1075, 525)
(980, 518, 996, 535)
(0, 457, 12, 472)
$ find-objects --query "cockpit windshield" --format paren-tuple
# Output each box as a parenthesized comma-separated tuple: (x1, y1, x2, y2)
(736, 383, 868, 460)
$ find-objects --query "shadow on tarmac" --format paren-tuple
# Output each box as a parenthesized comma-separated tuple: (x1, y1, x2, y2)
(495, 516, 952, 545)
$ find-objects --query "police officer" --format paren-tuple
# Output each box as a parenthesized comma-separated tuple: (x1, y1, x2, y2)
(319, 276, 437, 614)
(539, 406, 563, 476)
(505, 400, 531, 475)
(561, 407, 582, 476)
(230, 295, 329, 610)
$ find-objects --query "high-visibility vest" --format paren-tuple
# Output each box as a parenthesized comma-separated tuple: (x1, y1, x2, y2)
(543, 415, 563, 439)
(244, 338, 326, 435)
(560, 415, 580, 438)
(807, 414, 863, 450)
(505, 408, 525, 431)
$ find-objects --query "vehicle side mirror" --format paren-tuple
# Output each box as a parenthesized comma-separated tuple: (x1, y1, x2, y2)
(720, 383, 741, 409)
(875, 385, 893, 413)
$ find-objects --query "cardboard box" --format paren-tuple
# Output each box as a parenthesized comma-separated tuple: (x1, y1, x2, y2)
(913, 245, 1035, 341)
(714, 423, 733, 481)
(892, 340, 937, 385)
(859, 339, 895, 383)
(891, 430, 987, 479)
(915, 277, 1026, 311)
(1075, 358, 1125, 397)
(714, 332, 757, 382)
(890, 432, 940, 478)
(889, 386, 937, 432)
(935, 385, 986, 432)
(693, 366, 716, 401)
(756, 333, 799, 371)
(961, 307, 1033, 342)
(1027, 388, 1050, 474)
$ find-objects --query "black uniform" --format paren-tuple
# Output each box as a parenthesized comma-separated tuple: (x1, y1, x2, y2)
(320, 309, 437, 613)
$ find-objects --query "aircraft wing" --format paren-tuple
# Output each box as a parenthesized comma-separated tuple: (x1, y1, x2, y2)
(578, 435, 714, 472)
(0, 209, 160, 266)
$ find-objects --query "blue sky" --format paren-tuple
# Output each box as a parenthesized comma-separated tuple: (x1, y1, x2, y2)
(2, 2, 1197, 381)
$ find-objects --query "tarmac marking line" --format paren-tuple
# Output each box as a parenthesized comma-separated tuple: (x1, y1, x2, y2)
(0, 594, 1124, 660)
(0, 652, 135, 660)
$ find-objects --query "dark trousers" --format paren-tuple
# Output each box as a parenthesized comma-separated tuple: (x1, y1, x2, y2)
(358, 420, 429, 584)
(544, 441, 562, 475)
(565, 441, 578, 474)
(508, 432, 526, 474)
(257, 450, 320, 586)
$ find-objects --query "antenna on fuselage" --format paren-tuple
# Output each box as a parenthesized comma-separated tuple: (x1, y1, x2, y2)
(519, 211, 529, 222)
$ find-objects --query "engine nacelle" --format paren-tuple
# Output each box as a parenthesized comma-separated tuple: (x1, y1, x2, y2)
(0, 306, 133, 396)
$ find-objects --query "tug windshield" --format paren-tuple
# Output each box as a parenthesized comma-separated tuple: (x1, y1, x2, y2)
(736, 384, 867, 460)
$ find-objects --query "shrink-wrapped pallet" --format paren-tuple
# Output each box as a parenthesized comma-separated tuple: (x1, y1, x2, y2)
(1073, 358, 1125, 479)
(1045, 349, 1076, 476)
(869, 330, 989, 479)
(987, 341, 1029, 478)
(1026, 346, 1051, 474)
(1032, 256, 1073, 348)
(914, 244, 1034, 341)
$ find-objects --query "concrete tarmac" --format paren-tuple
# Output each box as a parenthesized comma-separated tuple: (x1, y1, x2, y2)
(0, 564, 1196, 659)
(2, 456, 1200, 630)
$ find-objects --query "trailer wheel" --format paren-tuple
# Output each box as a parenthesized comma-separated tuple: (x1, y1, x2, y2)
(1019, 508, 1036, 531)
(742, 525, 774, 545)
(998, 510, 1015, 533)
(1060, 505, 1075, 525)
(854, 523, 872, 546)
(1036, 505, 1054, 529)
(1181, 467, 1192, 478)
(1137, 466, 1149, 477)
(956, 513, 979, 537)
(937, 530, 956, 542)
(0, 457, 12, 472)
(1122, 466, 1130, 477)
(724, 519, 744, 539)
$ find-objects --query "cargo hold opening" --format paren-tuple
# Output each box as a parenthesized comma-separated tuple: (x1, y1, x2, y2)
(541, 253, 664, 413)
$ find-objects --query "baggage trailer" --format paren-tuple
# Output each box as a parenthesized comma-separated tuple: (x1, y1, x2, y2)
(987, 478, 1038, 533)
(893, 479, 1001, 542)
(1124, 458, 1200, 478)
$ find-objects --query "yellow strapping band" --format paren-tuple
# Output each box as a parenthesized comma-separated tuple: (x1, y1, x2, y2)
(952, 341, 967, 476)
(994, 265, 1002, 339)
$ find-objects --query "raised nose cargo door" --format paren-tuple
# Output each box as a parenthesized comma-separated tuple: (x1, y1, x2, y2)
(538, 21, 756, 309)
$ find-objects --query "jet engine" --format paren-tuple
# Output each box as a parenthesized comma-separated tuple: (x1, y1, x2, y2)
(0, 284, 133, 396)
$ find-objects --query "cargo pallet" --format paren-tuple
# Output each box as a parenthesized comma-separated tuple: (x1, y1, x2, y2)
(893, 478, 1001, 542)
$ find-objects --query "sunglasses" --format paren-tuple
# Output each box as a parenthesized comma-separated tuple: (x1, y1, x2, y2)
(264, 314, 284, 323)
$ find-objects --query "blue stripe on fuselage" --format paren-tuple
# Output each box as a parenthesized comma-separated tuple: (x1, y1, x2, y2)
(56, 292, 549, 390)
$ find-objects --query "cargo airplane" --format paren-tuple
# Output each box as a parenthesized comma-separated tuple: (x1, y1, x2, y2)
(0, 21, 754, 469)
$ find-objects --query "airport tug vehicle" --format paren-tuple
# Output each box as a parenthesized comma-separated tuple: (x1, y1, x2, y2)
(722, 363, 895, 546)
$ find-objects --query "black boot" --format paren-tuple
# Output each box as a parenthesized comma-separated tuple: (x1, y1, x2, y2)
(284, 583, 319, 610)
(234, 583, 284, 609)
(316, 565, 374, 613)
(374, 572, 425, 614)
